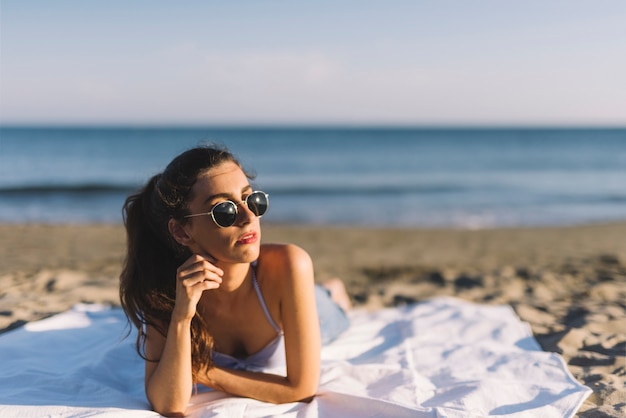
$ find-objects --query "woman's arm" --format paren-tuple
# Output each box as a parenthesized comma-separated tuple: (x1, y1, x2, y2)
(144, 319, 193, 417)
(144, 255, 223, 416)
(199, 244, 322, 403)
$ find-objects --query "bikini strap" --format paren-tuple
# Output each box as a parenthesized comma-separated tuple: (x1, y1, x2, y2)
(251, 264, 282, 334)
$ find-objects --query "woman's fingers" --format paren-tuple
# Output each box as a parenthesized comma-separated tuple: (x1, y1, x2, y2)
(179, 254, 223, 275)
(172, 254, 223, 321)
(177, 254, 223, 291)
(180, 268, 222, 288)
(199, 278, 221, 290)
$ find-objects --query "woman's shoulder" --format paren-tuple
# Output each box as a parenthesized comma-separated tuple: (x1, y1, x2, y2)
(257, 243, 313, 285)
(259, 243, 312, 268)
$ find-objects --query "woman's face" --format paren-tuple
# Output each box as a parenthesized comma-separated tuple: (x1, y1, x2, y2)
(180, 161, 262, 264)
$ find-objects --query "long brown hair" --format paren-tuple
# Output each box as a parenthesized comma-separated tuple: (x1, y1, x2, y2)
(119, 144, 250, 379)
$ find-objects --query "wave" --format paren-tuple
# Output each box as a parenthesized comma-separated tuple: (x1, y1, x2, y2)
(0, 183, 139, 195)
(0, 182, 469, 197)
(262, 183, 469, 196)
(2, 182, 625, 206)
(543, 193, 626, 205)
(604, 195, 626, 203)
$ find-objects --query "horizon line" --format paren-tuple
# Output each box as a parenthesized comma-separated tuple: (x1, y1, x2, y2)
(2, 122, 625, 130)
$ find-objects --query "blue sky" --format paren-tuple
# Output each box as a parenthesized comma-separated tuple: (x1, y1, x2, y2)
(1, 1, 625, 126)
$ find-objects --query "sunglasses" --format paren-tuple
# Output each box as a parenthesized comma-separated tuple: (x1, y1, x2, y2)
(184, 191, 269, 228)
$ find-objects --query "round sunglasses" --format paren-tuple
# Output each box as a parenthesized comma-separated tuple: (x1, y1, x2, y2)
(184, 191, 269, 228)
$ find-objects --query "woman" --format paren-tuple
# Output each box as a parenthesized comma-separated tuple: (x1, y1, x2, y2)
(120, 145, 350, 416)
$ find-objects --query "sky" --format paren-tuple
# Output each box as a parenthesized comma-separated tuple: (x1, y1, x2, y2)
(1, 0, 625, 127)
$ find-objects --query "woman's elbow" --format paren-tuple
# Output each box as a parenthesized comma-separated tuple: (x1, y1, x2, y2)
(145, 380, 193, 416)
(295, 387, 317, 403)
(148, 395, 189, 417)
(150, 402, 187, 418)
(279, 379, 318, 404)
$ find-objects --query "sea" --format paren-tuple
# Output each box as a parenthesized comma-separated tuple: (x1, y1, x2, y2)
(0, 126, 625, 229)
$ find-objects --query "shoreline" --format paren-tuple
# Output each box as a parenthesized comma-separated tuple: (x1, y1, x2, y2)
(1, 222, 624, 417)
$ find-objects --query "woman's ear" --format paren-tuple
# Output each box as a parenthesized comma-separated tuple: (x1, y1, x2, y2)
(168, 218, 194, 247)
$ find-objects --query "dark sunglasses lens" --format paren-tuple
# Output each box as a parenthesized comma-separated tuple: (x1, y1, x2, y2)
(212, 202, 237, 227)
(247, 192, 268, 217)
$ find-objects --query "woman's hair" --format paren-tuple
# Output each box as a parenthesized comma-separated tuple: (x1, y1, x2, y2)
(119, 144, 250, 379)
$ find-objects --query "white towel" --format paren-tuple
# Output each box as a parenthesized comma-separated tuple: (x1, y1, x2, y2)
(0, 297, 590, 417)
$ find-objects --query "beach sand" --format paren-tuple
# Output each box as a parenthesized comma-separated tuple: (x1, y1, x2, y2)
(0, 222, 624, 417)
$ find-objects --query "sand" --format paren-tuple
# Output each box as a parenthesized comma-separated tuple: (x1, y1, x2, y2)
(0, 222, 624, 417)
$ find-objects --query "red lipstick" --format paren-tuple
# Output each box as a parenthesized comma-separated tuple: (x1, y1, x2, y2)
(237, 231, 258, 245)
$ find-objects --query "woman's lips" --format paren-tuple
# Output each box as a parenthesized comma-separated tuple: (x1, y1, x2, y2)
(237, 231, 258, 245)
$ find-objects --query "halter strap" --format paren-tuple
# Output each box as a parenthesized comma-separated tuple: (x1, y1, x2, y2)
(251, 264, 282, 334)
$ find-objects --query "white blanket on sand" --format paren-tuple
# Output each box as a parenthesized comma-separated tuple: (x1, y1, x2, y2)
(0, 297, 590, 418)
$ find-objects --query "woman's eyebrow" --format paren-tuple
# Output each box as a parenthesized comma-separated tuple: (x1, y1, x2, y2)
(202, 186, 252, 205)
(203, 192, 230, 205)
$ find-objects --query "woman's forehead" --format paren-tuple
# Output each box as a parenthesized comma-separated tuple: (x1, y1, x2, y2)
(195, 162, 248, 191)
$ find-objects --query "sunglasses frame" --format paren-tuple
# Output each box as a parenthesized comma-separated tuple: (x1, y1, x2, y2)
(183, 190, 269, 228)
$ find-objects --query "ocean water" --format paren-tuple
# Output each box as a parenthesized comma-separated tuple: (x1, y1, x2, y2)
(0, 126, 625, 228)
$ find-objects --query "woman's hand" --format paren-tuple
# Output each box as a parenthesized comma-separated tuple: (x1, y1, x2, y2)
(172, 254, 223, 322)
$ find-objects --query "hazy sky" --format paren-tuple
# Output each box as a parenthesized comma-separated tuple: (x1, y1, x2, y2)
(1, 1, 625, 126)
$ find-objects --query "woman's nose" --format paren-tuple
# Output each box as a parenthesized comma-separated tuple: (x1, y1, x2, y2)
(236, 200, 255, 224)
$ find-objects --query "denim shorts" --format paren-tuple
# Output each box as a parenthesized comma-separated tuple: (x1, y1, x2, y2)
(315, 284, 350, 345)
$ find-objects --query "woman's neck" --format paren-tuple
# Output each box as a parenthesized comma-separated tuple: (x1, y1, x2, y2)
(213, 261, 253, 295)
(197, 262, 254, 317)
